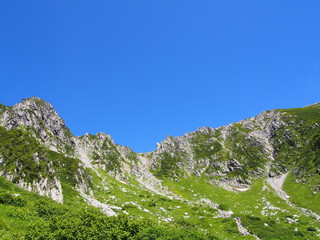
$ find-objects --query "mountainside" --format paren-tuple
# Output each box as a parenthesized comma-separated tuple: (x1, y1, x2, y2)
(0, 97, 320, 239)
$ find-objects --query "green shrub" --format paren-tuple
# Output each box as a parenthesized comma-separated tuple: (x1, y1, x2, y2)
(0, 193, 27, 207)
(218, 204, 229, 211)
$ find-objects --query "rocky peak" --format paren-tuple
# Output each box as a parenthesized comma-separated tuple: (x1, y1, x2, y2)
(0, 97, 74, 152)
(14, 97, 48, 109)
(1, 97, 61, 129)
(96, 132, 113, 141)
(80, 132, 114, 143)
(195, 126, 215, 135)
(12, 97, 65, 129)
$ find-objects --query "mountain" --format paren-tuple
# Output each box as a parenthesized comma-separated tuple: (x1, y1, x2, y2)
(0, 97, 320, 239)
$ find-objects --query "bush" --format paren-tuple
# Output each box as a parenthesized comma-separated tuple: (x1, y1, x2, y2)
(307, 226, 316, 232)
(218, 204, 229, 211)
(0, 193, 27, 207)
(24, 208, 218, 240)
(33, 200, 67, 217)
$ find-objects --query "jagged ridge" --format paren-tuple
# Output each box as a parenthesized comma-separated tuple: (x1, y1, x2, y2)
(0, 97, 319, 201)
(1, 97, 320, 239)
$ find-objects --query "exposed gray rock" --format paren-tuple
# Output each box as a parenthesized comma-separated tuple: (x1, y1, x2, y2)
(0, 97, 317, 213)
(0, 97, 74, 152)
(3, 173, 63, 203)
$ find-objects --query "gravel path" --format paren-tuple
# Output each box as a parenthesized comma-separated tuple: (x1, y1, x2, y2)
(267, 173, 320, 221)
(234, 217, 260, 239)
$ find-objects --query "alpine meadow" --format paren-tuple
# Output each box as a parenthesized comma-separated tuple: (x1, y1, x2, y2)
(0, 97, 319, 239)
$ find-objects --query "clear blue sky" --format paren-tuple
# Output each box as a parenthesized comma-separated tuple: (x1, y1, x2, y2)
(1, 1, 320, 152)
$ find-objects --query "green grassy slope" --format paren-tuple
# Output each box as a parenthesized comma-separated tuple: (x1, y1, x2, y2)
(1, 101, 320, 239)
(161, 176, 320, 239)
(276, 104, 320, 217)
(279, 103, 320, 122)
(0, 177, 223, 240)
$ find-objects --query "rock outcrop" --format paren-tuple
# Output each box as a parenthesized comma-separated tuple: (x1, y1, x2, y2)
(0, 97, 319, 205)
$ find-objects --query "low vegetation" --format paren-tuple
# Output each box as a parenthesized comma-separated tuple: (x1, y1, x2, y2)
(1, 99, 320, 239)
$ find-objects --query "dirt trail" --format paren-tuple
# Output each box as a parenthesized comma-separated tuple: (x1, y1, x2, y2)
(234, 217, 260, 239)
(267, 173, 320, 221)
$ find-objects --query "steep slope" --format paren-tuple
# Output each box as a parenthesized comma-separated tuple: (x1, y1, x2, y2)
(0, 97, 320, 239)
(0, 97, 74, 153)
(149, 110, 284, 186)
(0, 98, 92, 203)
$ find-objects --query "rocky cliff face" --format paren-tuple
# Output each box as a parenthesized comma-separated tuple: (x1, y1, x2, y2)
(0, 97, 319, 206)
(2, 97, 320, 239)
(0, 98, 91, 203)
(0, 97, 74, 153)
(148, 110, 287, 188)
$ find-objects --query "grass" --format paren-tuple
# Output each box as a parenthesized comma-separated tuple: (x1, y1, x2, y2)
(1, 153, 320, 239)
(0, 177, 54, 238)
(1, 101, 320, 239)
(283, 171, 320, 214)
(278, 103, 320, 122)
(159, 176, 320, 239)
